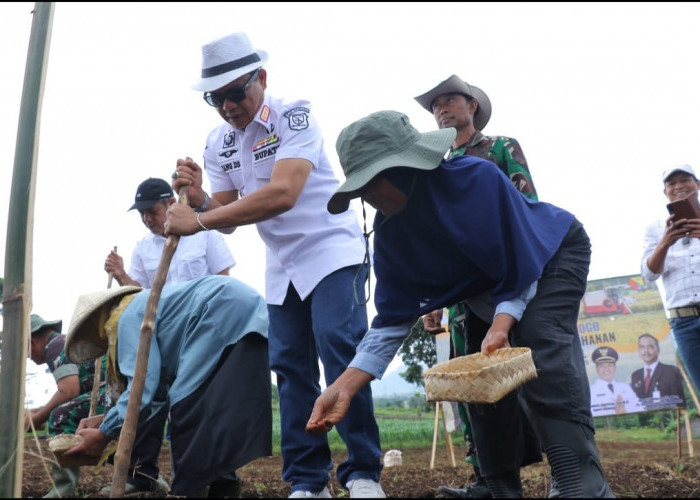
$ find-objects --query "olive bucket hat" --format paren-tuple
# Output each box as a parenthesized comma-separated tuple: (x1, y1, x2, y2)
(327, 110, 456, 215)
(30, 314, 62, 335)
(65, 286, 142, 364)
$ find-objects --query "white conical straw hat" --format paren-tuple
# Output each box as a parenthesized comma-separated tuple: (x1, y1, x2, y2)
(65, 286, 142, 364)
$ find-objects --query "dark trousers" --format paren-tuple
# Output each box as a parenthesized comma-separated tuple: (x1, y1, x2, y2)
(469, 219, 594, 477)
(127, 403, 168, 490)
(463, 312, 543, 475)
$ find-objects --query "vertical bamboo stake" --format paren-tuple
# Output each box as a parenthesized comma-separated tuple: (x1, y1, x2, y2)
(88, 357, 103, 418)
(682, 409, 695, 457)
(441, 404, 456, 467)
(677, 354, 700, 411)
(0, 3, 54, 498)
(106, 245, 117, 288)
(430, 402, 439, 469)
(90, 249, 117, 417)
(677, 408, 682, 459)
(109, 187, 187, 498)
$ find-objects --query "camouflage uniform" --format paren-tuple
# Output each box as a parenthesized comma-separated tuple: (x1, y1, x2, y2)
(44, 332, 107, 436)
(446, 131, 538, 469)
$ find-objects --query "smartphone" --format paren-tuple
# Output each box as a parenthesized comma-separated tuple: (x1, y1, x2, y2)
(667, 194, 700, 220)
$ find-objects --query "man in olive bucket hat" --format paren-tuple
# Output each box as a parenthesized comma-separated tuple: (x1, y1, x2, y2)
(26, 314, 108, 498)
(62, 275, 272, 497)
(415, 75, 543, 498)
(306, 111, 614, 498)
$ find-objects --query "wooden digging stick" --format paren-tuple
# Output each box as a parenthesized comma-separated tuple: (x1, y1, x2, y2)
(106, 245, 117, 288)
(90, 247, 118, 418)
(110, 187, 188, 498)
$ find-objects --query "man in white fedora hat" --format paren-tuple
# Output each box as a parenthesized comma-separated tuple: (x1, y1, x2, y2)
(641, 164, 700, 398)
(306, 110, 614, 498)
(415, 76, 544, 497)
(62, 275, 272, 497)
(165, 32, 384, 498)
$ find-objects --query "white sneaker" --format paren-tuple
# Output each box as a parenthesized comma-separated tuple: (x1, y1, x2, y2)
(288, 486, 332, 498)
(347, 479, 386, 498)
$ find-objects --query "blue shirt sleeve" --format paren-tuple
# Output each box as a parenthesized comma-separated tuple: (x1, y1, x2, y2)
(349, 321, 414, 379)
(494, 280, 538, 321)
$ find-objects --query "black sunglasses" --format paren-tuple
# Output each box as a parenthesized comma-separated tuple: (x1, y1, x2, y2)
(203, 68, 260, 107)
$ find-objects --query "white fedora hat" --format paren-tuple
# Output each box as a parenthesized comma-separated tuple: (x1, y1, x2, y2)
(65, 285, 142, 364)
(192, 32, 268, 92)
(414, 74, 492, 131)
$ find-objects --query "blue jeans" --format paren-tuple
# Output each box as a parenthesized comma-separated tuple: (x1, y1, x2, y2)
(670, 316, 700, 395)
(268, 265, 382, 493)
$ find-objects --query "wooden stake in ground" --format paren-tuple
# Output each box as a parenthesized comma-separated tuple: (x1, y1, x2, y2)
(109, 187, 188, 498)
(106, 245, 117, 289)
(89, 249, 116, 418)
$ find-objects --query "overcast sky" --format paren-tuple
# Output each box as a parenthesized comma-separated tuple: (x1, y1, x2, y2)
(4, 2, 700, 401)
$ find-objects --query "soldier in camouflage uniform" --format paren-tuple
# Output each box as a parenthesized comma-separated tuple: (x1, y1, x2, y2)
(415, 75, 549, 498)
(27, 314, 106, 498)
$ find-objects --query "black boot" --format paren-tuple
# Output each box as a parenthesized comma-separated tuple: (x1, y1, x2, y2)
(438, 467, 491, 498)
(533, 416, 614, 498)
(208, 472, 242, 498)
(483, 468, 522, 498)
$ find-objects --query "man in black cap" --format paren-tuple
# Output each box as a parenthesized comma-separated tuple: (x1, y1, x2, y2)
(104, 177, 235, 289)
(101, 177, 235, 496)
(26, 314, 107, 498)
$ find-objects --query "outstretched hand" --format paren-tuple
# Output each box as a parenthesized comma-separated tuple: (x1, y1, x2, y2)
(305, 368, 373, 434)
(305, 386, 351, 434)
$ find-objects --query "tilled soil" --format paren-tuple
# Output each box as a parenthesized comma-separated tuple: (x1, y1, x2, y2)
(21, 438, 700, 497)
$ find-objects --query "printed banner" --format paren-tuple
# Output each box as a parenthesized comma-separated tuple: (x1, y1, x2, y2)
(578, 273, 687, 417)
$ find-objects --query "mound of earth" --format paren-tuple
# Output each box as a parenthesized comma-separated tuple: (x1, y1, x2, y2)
(21, 438, 700, 497)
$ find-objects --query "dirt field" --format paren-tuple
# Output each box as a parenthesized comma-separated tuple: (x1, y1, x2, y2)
(20, 437, 700, 498)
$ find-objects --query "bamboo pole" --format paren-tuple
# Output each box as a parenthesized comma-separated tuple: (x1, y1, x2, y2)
(677, 354, 700, 411)
(440, 403, 456, 467)
(106, 245, 117, 288)
(430, 402, 439, 469)
(683, 409, 695, 457)
(90, 251, 117, 418)
(0, 3, 54, 497)
(89, 356, 104, 418)
(677, 408, 682, 459)
(109, 187, 187, 497)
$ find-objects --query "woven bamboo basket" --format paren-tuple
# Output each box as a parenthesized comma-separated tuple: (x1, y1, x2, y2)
(48, 434, 100, 468)
(423, 347, 537, 404)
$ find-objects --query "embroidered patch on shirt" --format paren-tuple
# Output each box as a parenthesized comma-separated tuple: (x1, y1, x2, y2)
(222, 130, 235, 148)
(252, 134, 280, 152)
(260, 105, 270, 123)
(219, 148, 238, 158)
(283, 107, 310, 130)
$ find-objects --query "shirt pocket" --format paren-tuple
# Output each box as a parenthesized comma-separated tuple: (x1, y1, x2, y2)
(177, 246, 208, 279)
(253, 155, 275, 180)
(142, 254, 161, 286)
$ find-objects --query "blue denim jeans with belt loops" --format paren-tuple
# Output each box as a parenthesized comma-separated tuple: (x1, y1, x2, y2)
(670, 316, 700, 396)
(268, 264, 382, 493)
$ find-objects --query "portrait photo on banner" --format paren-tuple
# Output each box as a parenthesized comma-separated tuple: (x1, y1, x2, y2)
(578, 274, 687, 418)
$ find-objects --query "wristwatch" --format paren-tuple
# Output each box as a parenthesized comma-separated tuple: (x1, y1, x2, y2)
(193, 192, 210, 213)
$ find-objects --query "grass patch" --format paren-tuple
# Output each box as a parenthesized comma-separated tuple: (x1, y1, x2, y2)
(594, 427, 671, 441)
